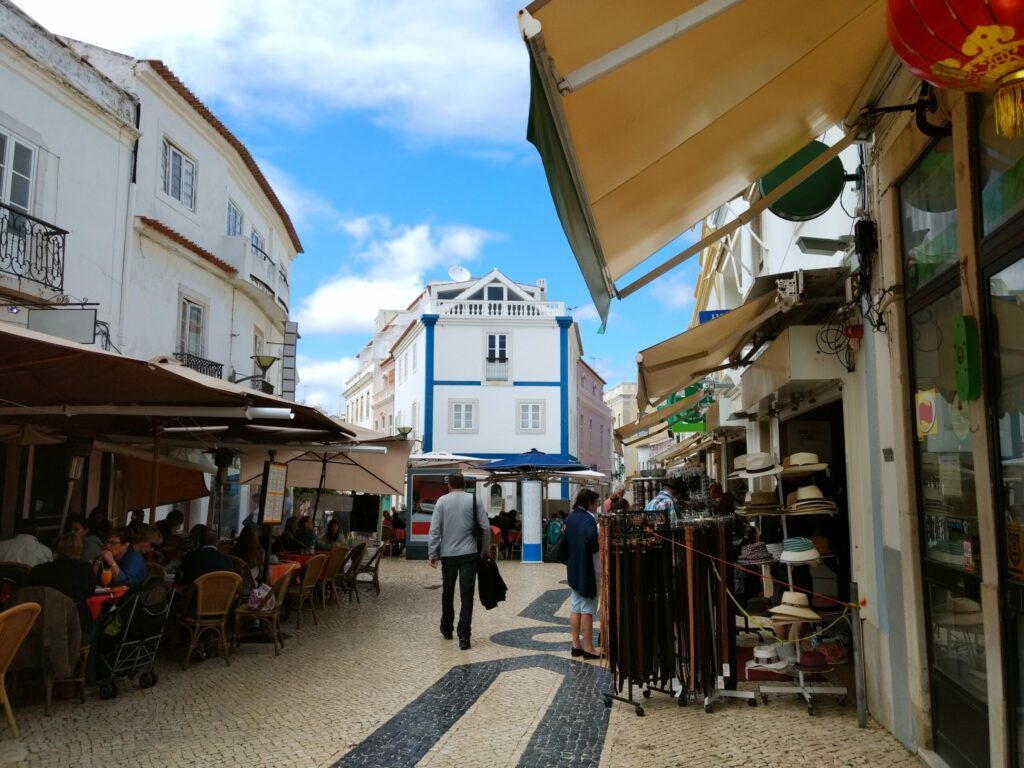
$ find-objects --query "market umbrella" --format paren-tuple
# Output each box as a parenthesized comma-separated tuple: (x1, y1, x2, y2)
(484, 449, 586, 474)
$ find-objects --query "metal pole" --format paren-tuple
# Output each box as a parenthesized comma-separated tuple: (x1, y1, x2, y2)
(312, 455, 327, 517)
(149, 427, 162, 524)
(850, 581, 867, 728)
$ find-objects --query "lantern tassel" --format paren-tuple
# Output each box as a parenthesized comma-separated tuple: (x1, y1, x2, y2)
(995, 71, 1024, 138)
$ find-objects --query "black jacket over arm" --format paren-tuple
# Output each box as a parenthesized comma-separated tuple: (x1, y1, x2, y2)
(565, 508, 598, 599)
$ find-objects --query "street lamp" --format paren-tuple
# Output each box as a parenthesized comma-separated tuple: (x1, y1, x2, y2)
(230, 354, 279, 388)
(396, 425, 413, 439)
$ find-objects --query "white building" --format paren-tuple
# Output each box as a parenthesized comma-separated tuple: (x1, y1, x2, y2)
(0, 1, 304, 533)
(604, 382, 638, 482)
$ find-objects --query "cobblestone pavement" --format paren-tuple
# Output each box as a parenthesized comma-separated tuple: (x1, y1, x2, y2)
(0, 559, 920, 768)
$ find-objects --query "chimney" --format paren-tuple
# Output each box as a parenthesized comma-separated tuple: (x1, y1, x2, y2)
(536, 278, 547, 298)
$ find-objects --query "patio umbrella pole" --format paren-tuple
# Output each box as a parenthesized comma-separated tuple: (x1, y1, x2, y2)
(149, 425, 163, 524)
(312, 455, 327, 516)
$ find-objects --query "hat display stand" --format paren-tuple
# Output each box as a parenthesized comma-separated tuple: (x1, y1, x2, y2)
(752, 461, 848, 715)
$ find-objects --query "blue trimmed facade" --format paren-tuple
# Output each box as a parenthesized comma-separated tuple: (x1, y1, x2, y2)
(421, 314, 438, 453)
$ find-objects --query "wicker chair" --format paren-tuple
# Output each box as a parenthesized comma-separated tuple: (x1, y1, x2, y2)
(228, 556, 257, 597)
(286, 554, 326, 628)
(145, 562, 166, 580)
(0, 603, 40, 737)
(180, 571, 241, 669)
(355, 546, 385, 597)
(233, 563, 297, 656)
(335, 543, 367, 605)
(318, 548, 349, 609)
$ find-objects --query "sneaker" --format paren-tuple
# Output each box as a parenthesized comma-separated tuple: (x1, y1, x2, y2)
(459, 638, 471, 650)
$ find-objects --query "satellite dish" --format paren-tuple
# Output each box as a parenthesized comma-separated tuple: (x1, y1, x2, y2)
(448, 265, 471, 282)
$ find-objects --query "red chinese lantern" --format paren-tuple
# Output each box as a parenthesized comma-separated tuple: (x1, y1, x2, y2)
(887, 0, 1024, 136)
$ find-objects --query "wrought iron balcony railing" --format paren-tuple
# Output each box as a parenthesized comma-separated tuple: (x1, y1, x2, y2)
(251, 378, 274, 395)
(0, 201, 66, 291)
(173, 352, 224, 379)
(485, 359, 509, 382)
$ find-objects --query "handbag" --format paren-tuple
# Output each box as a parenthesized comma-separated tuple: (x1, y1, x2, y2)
(547, 523, 569, 565)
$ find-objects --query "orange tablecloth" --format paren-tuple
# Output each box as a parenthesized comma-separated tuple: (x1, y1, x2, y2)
(86, 586, 129, 619)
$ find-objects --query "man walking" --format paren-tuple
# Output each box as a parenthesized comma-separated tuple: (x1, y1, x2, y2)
(429, 473, 491, 650)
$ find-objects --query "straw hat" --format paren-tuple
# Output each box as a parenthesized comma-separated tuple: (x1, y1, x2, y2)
(765, 542, 784, 560)
(736, 542, 775, 566)
(751, 644, 790, 671)
(781, 452, 829, 476)
(769, 591, 822, 621)
(780, 536, 821, 564)
(934, 596, 984, 627)
(729, 453, 782, 479)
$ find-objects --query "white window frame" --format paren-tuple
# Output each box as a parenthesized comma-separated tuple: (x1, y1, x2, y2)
(411, 401, 419, 438)
(161, 139, 196, 210)
(0, 128, 36, 213)
(517, 400, 545, 434)
(412, 341, 418, 373)
(449, 400, 479, 434)
(227, 199, 243, 236)
(251, 226, 266, 257)
(486, 332, 508, 362)
(485, 284, 506, 301)
(178, 296, 207, 357)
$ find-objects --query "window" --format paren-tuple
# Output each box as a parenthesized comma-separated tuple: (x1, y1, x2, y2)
(486, 332, 509, 382)
(0, 130, 34, 212)
(487, 333, 507, 361)
(518, 401, 544, 433)
(251, 227, 267, 257)
(411, 401, 419, 437)
(253, 328, 264, 377)
(450, 401, 477, 432)
(178, 298, 205, 357)
(486, 284, 505, 301)
(161, 140, 196, 210)
(412, 341, 418, 373)
(899, 137, 957, 295)
(227, 200, 243, 236)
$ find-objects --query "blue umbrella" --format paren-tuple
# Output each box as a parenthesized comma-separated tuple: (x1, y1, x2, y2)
(484, 449, 586, 474)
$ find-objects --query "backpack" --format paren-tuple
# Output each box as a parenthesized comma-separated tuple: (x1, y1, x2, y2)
(546, 519, 563, 547)
(546, 523, 569, 565)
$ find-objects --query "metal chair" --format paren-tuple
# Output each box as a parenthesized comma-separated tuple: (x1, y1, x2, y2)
(0, 603, 40, 737)
(180, 571, 241, 669)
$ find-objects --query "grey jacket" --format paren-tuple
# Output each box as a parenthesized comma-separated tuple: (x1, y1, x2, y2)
(428, 491, 490, 560)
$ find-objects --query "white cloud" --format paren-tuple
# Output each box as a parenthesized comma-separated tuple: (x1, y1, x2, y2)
(295, 354, 359, 415)
(23, 0, 529, 146)
(650, 273, 696, 311)
(296, 219, 495, 334)
(257, 159, 339, 229)
(571, 304, 600, 323)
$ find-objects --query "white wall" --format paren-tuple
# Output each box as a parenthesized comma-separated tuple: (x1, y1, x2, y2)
(433, 384, 561, 455)
(433, 322, 561, 383)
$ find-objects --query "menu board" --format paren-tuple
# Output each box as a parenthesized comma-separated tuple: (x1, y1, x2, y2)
(258, 461, 289, 525)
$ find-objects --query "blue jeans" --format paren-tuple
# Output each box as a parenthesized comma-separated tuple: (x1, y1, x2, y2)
(441, 554, 478, 640)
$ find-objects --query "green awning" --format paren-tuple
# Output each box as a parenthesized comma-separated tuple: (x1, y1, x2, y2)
(526, 58, 612, 328)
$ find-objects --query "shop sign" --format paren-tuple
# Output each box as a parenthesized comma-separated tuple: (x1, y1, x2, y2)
(1009, 523, 1024, 580)
(698, 309, 730, 324)
(915, 388, 939, 438)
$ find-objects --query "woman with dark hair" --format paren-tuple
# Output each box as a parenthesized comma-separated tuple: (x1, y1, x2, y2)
(272, 517, 303, 554)
(66, 513, 104, 563)
(231, 526, 264, 577)
(322, 519, 342, 547)
(566, 488, 601, 659)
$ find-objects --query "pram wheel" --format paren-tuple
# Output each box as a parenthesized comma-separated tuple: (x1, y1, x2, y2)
(98, 681, 118, 699)
(138, 670, 157, 688)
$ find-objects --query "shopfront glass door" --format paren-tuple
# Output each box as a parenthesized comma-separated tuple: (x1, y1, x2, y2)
(989, 255, 1024, 766)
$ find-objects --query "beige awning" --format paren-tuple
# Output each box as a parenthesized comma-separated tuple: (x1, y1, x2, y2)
(637, 293, 782, 410)
(653, 434, 701, 464)
(521, 0, 892, 319)
(615, 389, 702, 441)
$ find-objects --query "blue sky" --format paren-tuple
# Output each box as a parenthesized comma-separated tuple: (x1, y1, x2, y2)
(20, 0, 701, 413)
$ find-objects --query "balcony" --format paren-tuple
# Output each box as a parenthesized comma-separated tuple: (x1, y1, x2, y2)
(220, 235, 289, 318)
(173, 352, 224, 379)
(428, 299, 565, 319)
(0, 202, 66, 292)
(485, 358, 509, 382)
(250, 378, 274, 395)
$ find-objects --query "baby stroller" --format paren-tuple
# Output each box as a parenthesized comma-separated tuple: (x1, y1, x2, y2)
(96, 576, 174, 698)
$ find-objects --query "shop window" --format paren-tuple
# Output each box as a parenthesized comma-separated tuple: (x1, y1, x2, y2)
(928, 581, 987, 703)
(978, 95, 1024, 237)
(911, 288, 981, 576)
(899, 137, 959, 295)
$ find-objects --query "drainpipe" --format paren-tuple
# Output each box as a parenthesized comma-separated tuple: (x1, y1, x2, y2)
(116, 101, 141, 351)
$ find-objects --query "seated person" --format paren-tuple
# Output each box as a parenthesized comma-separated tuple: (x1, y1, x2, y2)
(155, 508, 185, 547)
(0, 521, 53, 567)
(272, 517, 304, 554)
(294, 515, 317, 551)
(230, 527, 264, 581)
(321, 519, 342, 548)
(95, 526, 148, 588)
(176, 528, 233, 588)
(390, 511, 406, 531)
(133, 525, 164, 562)
(26, 533, 95, 633)
(127, 508, 146, 534)
(66, 513, 104, 563)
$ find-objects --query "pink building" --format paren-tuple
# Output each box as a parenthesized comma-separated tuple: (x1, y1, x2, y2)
(575, 359, 613, 476)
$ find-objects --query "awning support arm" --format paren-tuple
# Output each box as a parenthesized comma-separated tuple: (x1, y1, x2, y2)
(617, 131, 857, 299)
(560, 0, 748, 92)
